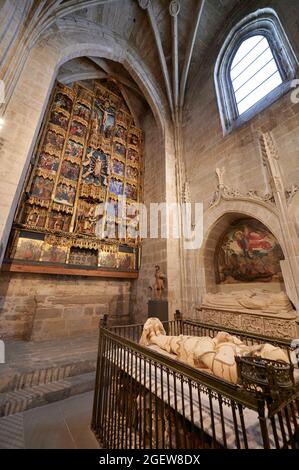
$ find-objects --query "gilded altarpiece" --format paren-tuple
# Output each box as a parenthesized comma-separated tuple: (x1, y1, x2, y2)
(5, 80, 143, 277)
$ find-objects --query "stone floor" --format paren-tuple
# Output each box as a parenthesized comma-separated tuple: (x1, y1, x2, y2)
(0, 333, 98, 392)
(2, 333, 98, 374)
(0, 334, 101, 448)
(0, 391, 100, 448)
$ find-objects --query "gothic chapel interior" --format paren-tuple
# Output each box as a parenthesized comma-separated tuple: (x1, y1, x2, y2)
(0, 0, 299, 452)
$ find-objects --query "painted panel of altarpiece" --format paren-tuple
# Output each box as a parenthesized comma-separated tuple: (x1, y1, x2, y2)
(6, 80, 143, 275)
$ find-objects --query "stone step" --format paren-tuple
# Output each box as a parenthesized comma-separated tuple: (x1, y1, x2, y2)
(0, 371, 95, 417)
(0, 359, 97, 393)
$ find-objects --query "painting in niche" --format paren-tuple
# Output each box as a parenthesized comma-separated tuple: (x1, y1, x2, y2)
(109, 178, 123, 197)
(125, 183, 137, 200)
(117, 110, 130, 126)
(93, 100, 115, 138)
(216, 218, 284, 284)
(112, 158, 125, 177)
(82, 148, 109, 186)
(45, 130, 64, 150)
(37, 216, 47, 228)
(115, 223, 127, 240)
(14, 237, 43, 261)
(41, 243, 68, 263)
(114, 142, 126, 158)
(93, 100, 104, 130)
(77, 87, 92, 106)
(54, 183, 76, 206)
(54, 92, 72, 113)
(73, 102, 90, 121)
(69, 247, 98, 266)
(31, 176, 54, 199)
(102, 106, 115, 138)
(127, 222, 139, 240)
(70, 120, 86, 138)
(98, 251, 117, 268)
(50, 110, 69, 130)
(105, 221, 117, 239)
(47, 212, 71, 232)
(128, 133, 139, 146)
(60, 160, 80, 181)
(65, 139, 83, 159)
(24, 209, 47, 229)
(37, 152, 59, 172)
(106, 197, 119, 220)
(75, 203, 104, 237)
(126, 165, 138, 181)
(126, 203, 138, 220)
(118, 252, 134, 271)
(115, 125, 127, 141)
(127, 148, 139, 164)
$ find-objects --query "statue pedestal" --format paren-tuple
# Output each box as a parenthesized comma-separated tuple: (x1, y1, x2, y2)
(148, 300, 168, 323)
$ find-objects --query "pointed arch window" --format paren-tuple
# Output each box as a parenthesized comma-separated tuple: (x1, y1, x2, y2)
(215, 9, 298, 134)
(231, 35, 283, 115)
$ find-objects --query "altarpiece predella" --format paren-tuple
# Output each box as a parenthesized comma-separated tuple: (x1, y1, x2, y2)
(5, 80, 143, 277)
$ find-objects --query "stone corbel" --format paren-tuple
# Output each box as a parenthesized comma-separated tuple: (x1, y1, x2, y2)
(285, 184, 299, 205)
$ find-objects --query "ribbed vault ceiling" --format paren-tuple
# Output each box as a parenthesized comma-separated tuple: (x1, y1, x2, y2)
(51, 0, 242, 120)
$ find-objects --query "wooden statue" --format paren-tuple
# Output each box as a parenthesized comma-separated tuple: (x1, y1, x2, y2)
(154, 265, 166, 300)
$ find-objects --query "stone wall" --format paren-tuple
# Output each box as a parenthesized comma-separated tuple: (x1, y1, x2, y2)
(0, 272, 131, 340)
(184, 82, 299, 206)
(184, 0, 299, 207)
(182, 0, 299, 317)
(131, 112, 168, 323)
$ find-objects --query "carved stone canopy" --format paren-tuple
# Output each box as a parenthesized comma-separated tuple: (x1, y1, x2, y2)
(209, 167, 276, 210)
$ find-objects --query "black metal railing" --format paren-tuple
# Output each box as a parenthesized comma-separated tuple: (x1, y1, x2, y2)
(92, 314, 299, 449)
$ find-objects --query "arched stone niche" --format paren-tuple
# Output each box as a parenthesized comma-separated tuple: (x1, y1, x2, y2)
(207, 214, 285, 294)
(198, 201, 298, 338)
(201, 200, 286, 294)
